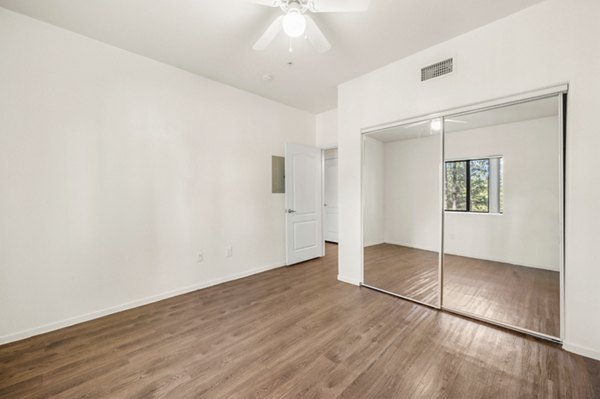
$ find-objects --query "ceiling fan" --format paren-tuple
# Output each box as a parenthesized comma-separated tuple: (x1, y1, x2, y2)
(247, 0, 370, 53)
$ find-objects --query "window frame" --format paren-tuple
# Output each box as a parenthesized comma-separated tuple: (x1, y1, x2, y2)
(444, 156, 502, 214)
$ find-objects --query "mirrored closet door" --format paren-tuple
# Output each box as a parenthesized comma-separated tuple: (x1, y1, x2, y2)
(442, 95, 563, 339)
(363, 118, 442, 307)
(361, 89, 565, 341)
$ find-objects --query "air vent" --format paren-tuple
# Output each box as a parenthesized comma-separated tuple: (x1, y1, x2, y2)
(421, 58, 453, 82)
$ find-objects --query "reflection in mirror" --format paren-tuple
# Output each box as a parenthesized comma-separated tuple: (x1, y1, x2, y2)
(363, 119, 441, 306)
(442, 96, 562, 337)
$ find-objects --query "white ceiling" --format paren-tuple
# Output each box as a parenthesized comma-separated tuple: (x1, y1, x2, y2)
(0, 0, 545, 113)
(369, 95, 559, 143)
(446, 96, 558, 133)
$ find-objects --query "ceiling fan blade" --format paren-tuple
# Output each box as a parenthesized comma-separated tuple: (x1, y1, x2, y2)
(244, 0, 281, 7)
(404, 120, 430, 128)
(309, 0, 370, 13)
(305, 15, 331, 54)
(253, 15, 283, 51)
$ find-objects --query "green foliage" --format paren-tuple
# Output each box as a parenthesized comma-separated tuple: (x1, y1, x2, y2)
(445, 159, 494, 213)
(499, 158, 504, 213)
(469, 159, 489, 212)
(445, 161, 467, 211)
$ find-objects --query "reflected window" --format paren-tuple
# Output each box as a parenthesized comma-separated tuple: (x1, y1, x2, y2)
(445, 157, 503, 214)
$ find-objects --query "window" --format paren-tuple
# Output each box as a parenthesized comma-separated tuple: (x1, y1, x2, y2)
(445, 157, 503, 214)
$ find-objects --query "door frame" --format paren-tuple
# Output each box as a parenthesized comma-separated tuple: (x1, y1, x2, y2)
(322, 147, 339, 249)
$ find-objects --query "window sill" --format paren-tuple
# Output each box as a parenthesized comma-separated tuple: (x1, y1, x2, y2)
(444, 211, 503, 216)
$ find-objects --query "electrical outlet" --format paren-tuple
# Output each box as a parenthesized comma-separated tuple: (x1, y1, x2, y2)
(197, 252, 204, 263)
(225, 246, 233, 258)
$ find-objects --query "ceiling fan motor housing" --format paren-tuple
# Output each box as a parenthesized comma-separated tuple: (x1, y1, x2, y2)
(280, 0, 309, 13)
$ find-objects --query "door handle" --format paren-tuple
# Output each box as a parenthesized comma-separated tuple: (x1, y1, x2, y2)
(286, 209, 296, 214)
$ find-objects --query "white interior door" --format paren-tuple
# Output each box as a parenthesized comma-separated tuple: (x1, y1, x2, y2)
(285, 143, 323, 265)
(324, 157, 339, 243)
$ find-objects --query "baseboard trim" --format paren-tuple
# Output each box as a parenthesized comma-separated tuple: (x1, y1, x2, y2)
(363, 241, 385, 247)
(563, 341, 600, 361)
(337, 274, 361, 286)
(382, 240, 437, 253)
(383, 240, 559, 272)
(0, 262, 284, 346)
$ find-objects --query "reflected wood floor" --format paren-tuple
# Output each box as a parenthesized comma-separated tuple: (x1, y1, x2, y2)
(364, 244, 560, 337)
(1, 244, 598, 398)
(444, 253, 560, 337)
(364, 244, 440, 305)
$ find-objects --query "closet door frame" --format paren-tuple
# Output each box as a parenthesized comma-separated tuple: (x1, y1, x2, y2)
(360, 84, 567, 343)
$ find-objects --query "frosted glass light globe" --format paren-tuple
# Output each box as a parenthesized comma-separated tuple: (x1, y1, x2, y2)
(282, 11, 306, 38)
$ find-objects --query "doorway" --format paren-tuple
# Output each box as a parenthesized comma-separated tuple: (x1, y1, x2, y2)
(283, 144, 338, 265)
(323, 148, 339, 244)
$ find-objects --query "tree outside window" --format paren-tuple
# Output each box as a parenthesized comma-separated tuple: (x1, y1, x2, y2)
(445, 157, 502, 214)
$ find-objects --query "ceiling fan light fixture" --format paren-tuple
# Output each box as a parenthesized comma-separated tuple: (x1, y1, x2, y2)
(430, 119, 442, 131)
(282, 10, 306, 37)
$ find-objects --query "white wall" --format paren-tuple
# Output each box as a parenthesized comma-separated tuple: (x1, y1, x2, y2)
(376, 117, 560, 271)
(445, 117, 559, 270)
(363, 137, 384, 246)
(0, 8, 315, 343)
(316, 108, 338, 149)
(382, 134, 441, 253)
(324, 148, 338, 160)
(338, 0, 600, 360)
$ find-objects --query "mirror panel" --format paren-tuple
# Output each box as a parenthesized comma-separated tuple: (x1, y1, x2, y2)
(363, 119, 442, 307)
(442, 96, 562, 337)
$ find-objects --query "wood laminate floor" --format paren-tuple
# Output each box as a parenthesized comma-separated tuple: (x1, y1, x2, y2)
(444, 253, 560, 337)
(364, 244, 560, 337)
(364, 244, 440, 305)
(1, 244, 598, 398)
